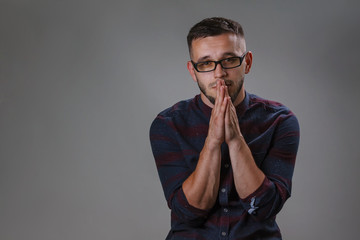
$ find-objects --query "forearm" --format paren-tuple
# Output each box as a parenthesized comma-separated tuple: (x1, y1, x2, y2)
(228, 137, 265, 199)
(182, 138, 222, 210)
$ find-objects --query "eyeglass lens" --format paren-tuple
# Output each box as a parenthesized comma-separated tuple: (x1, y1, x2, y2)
(195, 55, 244, 72)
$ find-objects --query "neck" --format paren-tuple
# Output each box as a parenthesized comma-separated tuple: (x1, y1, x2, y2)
(232, 88, 245, 107)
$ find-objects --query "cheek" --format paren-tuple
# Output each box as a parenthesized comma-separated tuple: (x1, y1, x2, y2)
(231, 68, 245, 79)
(195, 73, 212, 85)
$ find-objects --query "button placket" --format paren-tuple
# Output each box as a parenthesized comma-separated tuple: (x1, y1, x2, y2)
(219, 186, 229, 239)
(219, 144, 230, 239)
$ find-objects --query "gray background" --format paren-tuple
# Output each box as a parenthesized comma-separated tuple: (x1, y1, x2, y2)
(1, 0, 359, 239)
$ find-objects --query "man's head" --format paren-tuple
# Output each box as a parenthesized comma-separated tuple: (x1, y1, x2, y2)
(187, 17, 245, 56)
(186, 17, 252, 107)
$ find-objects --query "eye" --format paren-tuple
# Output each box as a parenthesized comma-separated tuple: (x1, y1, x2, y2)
(224, 57, 236, 63)
(198, 61, 211, 66)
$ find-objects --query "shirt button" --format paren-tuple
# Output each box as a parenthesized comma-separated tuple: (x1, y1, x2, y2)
(221, 188, 226, 193)
(221, 232, 227, 236)
(224, 163, 229, 168)
(223, 208, 229, 213)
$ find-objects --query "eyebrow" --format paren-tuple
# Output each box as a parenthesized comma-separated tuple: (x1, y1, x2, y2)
(196, 52, 238, 62)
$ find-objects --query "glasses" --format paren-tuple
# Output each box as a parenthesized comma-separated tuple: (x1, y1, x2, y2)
(191, 52, 247, 73)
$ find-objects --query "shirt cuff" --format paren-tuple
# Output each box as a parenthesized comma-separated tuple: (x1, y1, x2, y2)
(239, 177, 274, 215)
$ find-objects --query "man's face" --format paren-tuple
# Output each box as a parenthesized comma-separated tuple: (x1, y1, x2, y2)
(187, 33, 252, 107)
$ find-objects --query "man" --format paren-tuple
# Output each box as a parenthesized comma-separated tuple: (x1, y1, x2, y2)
(150, 17, 300, 240)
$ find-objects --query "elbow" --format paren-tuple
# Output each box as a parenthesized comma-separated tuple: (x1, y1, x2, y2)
(168, 188, 210, 227)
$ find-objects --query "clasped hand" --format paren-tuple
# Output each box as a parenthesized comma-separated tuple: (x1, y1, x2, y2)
(207, 80, 243, 147)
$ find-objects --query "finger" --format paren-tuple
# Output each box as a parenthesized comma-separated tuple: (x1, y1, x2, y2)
(219, 93, 228, 117)
(227, 100, 236, 123)
(219, 85, 227, 112)
(226, 96, 238, 127)
(220, 85, 225, 102)
(224, 85, 230, 97)
(212, 80, 220, 114)
(228, 99, 242, 134)
(224, 86, 231, 106)
(215, 80, 222, 106)
(229, 99, 237, 117)
(224, 96, 230, 124)
(215, 83, 225, 113)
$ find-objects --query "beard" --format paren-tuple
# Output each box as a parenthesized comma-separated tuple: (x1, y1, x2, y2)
(196, 76, 244, 105)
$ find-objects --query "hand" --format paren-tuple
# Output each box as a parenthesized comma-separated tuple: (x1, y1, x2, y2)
(206, 80, 229, 147)
(224, 88, 243, 144)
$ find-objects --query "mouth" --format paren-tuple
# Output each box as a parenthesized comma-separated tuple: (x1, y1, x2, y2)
(210, 83, 217, 89)
(210, 80, 232, 88)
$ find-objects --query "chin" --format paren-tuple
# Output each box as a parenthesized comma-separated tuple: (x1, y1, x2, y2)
(207, 95, 216, 105)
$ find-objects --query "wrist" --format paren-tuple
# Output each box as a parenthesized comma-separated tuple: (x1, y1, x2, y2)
(227, 136, 245, 150)
(204, 136, 223, 150)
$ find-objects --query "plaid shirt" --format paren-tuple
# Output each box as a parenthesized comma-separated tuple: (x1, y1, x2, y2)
(150, 92, 300, 240)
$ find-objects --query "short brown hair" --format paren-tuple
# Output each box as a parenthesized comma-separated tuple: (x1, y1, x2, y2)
(187, 17, 245, 53)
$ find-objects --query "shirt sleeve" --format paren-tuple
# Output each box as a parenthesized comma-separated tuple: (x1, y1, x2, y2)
(238, 112, 300, 220)
(149, 115, 211, 226)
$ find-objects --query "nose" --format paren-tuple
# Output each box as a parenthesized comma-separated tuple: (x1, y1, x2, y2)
(214, 62, 227, 78)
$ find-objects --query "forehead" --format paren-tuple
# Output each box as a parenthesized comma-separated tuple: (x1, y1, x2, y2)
(190, 33, 245, 61)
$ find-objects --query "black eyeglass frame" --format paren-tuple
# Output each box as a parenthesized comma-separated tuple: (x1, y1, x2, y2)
(191, 52, 248, 73)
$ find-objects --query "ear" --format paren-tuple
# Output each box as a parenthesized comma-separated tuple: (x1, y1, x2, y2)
(187, 61, 198, 83)
(244, 51, 253, 74)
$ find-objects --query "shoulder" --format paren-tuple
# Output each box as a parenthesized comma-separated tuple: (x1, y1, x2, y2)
(149, 96, 198, 135)
(157, 97, 195, 119)
(248, 93, 291, 114)
(246, 93, 299, 130)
